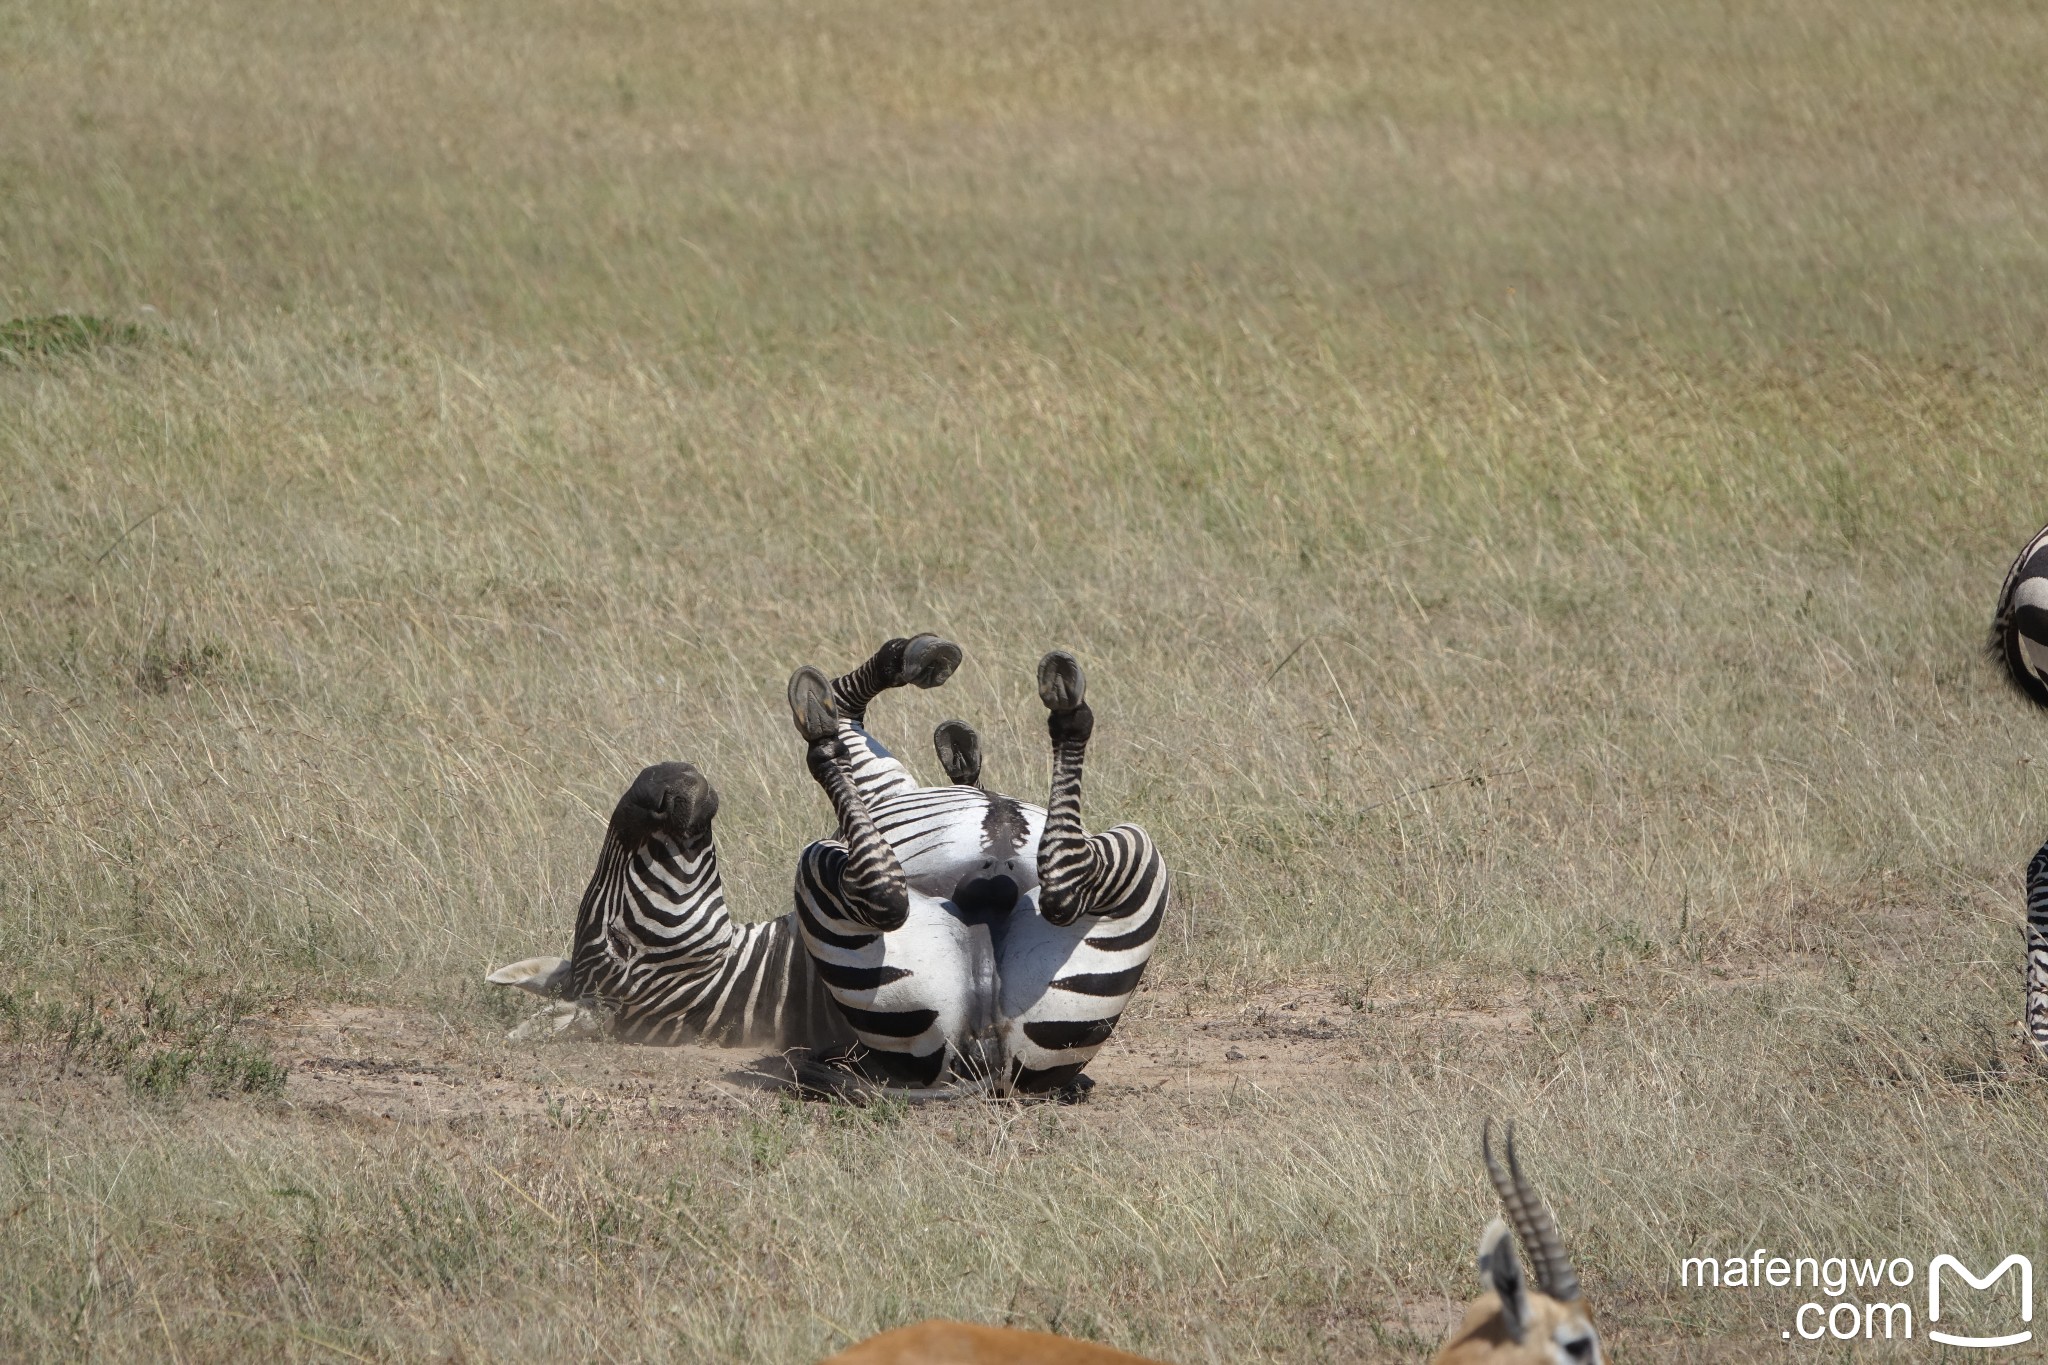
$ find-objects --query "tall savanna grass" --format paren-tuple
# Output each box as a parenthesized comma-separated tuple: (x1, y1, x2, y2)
(3, 0, 2046, 1357)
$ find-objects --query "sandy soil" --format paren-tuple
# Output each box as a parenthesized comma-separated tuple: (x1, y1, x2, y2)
(254, 981, 1539, 1132)
(225, 980, 1510, 1350)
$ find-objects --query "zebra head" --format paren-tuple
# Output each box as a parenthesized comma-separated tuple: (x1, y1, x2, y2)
(569, 761, 732, 996)
(488, 761, 731, 1034)
(599, 760, 722, 870)
(1435, 1122, 1602, 1365)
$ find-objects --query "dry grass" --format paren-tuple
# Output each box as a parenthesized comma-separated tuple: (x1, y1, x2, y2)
(5, 0, 2048, 1358)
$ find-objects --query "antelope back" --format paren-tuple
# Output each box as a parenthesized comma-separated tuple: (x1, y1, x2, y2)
(819, 1125, 1600, 1365)
(820, 1319, 1161, 1364)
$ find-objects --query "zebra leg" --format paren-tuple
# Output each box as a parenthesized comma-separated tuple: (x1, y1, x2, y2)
(2028, 837, 2048, 1061)
(793, 840, 961, 1090)
(1001, 834, 1168, 1095)
(1034, 650, 1096, 927)
(1000, 651, 1168, 1094)
(827, 633, 964, 799)
(1036, 650, 1153, 927)
(831, 633, 963, 724)
(932, 719, 983, 787)
(999, 832, 1168, 1096)
(789, 666, 910, 930)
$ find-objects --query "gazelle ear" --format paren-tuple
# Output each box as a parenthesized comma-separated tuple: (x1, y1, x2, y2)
(486, 956, 572, 996)
(1478, 1217, 1530, 1341)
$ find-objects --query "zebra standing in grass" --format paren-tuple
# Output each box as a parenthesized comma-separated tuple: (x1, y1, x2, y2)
(489, 634, 1167, 1096)
(1991, 521, 2048, 1059)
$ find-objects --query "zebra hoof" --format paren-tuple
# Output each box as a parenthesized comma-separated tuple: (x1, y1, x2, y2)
(787, 666, 838, 743)
(1051, 1073, 1095, 1105)
(901, 633, 963, 690)
(933, 719, 982, 786)
(1037, 650, 1087, 712)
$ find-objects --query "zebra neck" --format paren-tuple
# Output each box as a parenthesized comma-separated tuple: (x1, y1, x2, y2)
(603, 828, 736, 953)
(2030, 838, 2048, 927)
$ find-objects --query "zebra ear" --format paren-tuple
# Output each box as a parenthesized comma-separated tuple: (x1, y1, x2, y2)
(486, 956, 572, 997)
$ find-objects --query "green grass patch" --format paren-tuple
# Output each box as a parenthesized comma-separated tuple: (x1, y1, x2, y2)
(0, 313, 144, 365)
(0, 986, 288, 1102)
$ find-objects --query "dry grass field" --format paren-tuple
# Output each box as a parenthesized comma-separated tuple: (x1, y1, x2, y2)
(6, 0, 2048, 1358)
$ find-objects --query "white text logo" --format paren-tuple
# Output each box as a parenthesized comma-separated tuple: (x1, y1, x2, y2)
(1677, 1250, 2036, 1347)
(1928, 1255, 2032, 1349)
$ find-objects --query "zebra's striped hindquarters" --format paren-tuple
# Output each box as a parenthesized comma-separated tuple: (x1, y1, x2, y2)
(793, 788, 1166, 1095)
(1992, 521, 2048, 708)
(997, 823, 1166, 1086)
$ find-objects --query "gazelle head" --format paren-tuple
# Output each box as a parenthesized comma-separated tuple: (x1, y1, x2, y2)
(1434, 1122, 1601, 1365)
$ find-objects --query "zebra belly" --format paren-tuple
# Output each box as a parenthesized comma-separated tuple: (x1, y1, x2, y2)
(869, 788, 1048, 905)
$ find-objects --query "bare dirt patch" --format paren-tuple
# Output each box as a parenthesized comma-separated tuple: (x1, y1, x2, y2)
(271, 1003, 751, 1129)
(252, 980, 1550, 1129)
(1093, 980, 1539, 1098)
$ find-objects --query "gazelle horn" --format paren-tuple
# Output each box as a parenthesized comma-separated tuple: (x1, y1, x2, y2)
(1482, 1120, 1581, 1303)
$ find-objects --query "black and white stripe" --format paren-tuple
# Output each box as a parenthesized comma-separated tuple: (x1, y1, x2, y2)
(790, 647, 1168, 1096)
(2028, 839, 2048, 1061)
(557, 762, 852, 1049)
(1991, 520, 2048, 709)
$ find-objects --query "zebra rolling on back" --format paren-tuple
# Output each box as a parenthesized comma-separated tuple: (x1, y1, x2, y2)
(1991, 520, 2048, 1061)
(488, 635, 1167, 1096)
(784, 643, 1167, 1095)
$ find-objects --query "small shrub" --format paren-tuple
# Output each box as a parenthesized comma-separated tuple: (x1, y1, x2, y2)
(129, 1048, 199, 1101)
(0, 985, 289, 1104)
(134, 629, 227, 695)
(0, 313, 145, 365)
